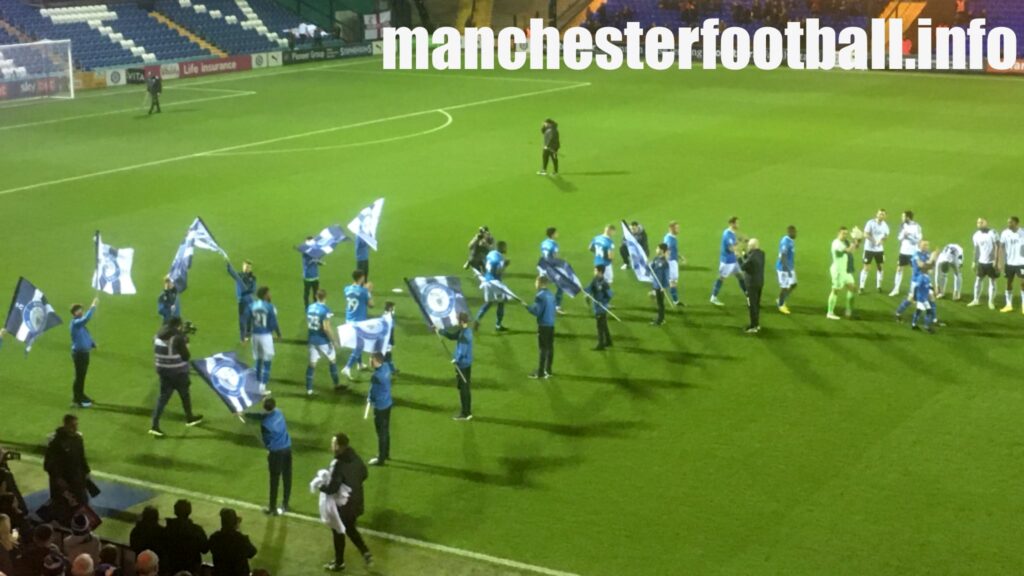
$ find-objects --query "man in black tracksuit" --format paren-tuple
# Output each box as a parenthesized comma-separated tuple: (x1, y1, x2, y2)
(538, 119, 560, 176)
(321, 433, 372, 571)
(150, 318, 203, 437)
(147, 73, 162, 115)
(43, 414, 91, 526)
(740, 238, 765, 333)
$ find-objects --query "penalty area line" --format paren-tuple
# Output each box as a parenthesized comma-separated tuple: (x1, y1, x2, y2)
(20, 455, 581, 576)
(0, 81, 590, 197)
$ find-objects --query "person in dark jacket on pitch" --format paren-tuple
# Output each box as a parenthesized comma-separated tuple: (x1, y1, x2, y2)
(740, 238, 766, 334)
(44, 414, 91, 525)
(321, 433, 372, 572)
(584, 266, 613, 349)
(208, 508, 257, 576)
(130, 506, 165, 559)
(147, 72, 162, 115)
(164, 499, 208, 576)
(537, 118, 560, 176)
(527, 275, 557, 379)
(650, 244, 671, 326)
(367, 353, 393, 467)
(439, 312, 473, 420)
(157, 276, 180, 323)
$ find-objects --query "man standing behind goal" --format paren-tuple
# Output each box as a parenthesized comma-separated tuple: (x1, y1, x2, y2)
(147, 72, 162, 115)
(537, 119, 559, 176)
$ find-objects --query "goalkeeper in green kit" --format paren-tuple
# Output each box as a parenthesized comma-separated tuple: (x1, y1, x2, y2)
(827, 226, 862, 320)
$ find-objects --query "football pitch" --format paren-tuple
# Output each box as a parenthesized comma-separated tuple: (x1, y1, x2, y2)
(1, 57, 1024, 576)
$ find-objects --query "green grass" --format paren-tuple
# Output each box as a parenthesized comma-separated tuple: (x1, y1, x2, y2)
(1, 57, 1023, 576)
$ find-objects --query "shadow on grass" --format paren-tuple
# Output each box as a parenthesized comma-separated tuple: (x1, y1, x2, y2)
(386, 453, 582, 489)
(545, 175, 578, 193)
(472, 415, 649, 439)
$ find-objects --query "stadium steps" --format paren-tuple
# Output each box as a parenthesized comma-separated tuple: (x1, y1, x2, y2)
(232, 0, 288, 48)
(149, 11, 227, 57)
(0, 18, 32, 44)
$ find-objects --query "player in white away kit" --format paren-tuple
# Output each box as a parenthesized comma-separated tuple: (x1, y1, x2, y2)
(859, 209, 889, 294)
(969, 218, 1000, 309)
(998, 216, 1024, 313)
(889, 210, 923, 297)
(934, 244, 964, 300)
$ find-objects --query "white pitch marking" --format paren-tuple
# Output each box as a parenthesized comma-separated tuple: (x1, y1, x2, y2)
(19, 455, 580, 576)
(319, 67, 589, 85)
(208, 109, 454, 156)
(0, 81, 589, 197)
(0, 91, 256, 131)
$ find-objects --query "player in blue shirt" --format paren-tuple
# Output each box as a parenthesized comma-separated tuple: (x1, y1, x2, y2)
(306, 289, 341, 395)
(247, 286, 281, 396)
(70, 297, 99, 407)
(301, 236, 324, 310)
(588, 225, 616, 284)
(476, 241, 510, 331)
(227, 259, 257, 342)
(527, 275, 557, 379)
(342, 269, 374, 380)
(355, 236, 371, 280)
(910, 273, 938, 332)
(710, 217, 748, 306)
(896, 240, 936, 322)
(775, 226, 797, 314)
(664, 221, 683, 305)
(540, 228, 566, 314)
(157, 275, 181, 323)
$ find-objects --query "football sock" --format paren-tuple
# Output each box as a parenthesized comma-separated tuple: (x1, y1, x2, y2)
(305, 366, 314, 391)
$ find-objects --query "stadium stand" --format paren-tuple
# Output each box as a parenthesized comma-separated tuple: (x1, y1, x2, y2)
(154, 0, 288, 55)
(246, 0, 305, 34)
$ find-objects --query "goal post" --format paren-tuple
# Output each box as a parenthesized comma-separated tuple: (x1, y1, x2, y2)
(0, 39, 74, 103)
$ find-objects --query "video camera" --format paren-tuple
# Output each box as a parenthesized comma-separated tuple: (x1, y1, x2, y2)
(182, 321, 198, 336)
(0, 449, 21, 465)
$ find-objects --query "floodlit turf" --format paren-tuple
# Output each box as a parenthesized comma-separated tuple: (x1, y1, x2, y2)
(1, 57, 1023, 576)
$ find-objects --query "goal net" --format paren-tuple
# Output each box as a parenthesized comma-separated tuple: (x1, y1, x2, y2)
(0, 39, 74, 103)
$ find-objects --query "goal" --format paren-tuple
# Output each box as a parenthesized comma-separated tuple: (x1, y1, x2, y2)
(0, 39, 74, 102)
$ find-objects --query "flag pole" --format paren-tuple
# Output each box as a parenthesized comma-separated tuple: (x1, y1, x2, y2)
(434, 331, 468, 382)
(644, 263, 678, 308)
(581, 292, 622, 322)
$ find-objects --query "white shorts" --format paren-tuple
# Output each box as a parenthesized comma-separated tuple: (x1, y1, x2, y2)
(669, 260, 679, 283)
(252, 334, 275, 361)
(718, 262, 740, 278)
(483, 284, 507, 303)
(603, 264, 614, 284)
(308, 343, 336, 365)
(777, 270, 797, 289)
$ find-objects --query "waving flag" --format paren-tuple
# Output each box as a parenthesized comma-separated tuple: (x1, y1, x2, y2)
(297, 225, 347, 259)
(337, 314, 393, 353)
(621, 220, 654, 284)
(168, 217, 228, 292)
(536, 257, 584, 298)
(4, 277, 62, 352)
(92, 233, 136, 295)
(471, 267, 523, 303)
(346, 198, 384, 251)
(192, 352, 257, 413)
(405, 276, 470, 331)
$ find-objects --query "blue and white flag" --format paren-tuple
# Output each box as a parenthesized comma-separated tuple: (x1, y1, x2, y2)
(471, 267, 523, 303)
(346, 198, 383, 251)
(337, 314, 393, 353)
(405, 276, 470, 331)
(297, 225, 347, 259)
(92, 233, 136, 295)
(621, 220, 654, 284)
(4, 277, 62, 353)
(192, 352, 257, 413)
(168, 217, 228, 292)
(536, 257, 584, 298)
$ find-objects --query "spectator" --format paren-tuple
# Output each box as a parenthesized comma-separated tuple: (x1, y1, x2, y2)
(95, 544, 120, 576)
(41, 551, 67, 576)
(164, 499, 208, 576)
(70, 553, 94, 576)
(0, 513, 18, 576)
(43, 414, 91, 525)
(208, 508, 257, 576)
(16, 524, 62, 576)
(0, 451, 27, 532)
(135, 550, 159, 576)
(129, 507, 165, 559)
(63, 512, 101, 565)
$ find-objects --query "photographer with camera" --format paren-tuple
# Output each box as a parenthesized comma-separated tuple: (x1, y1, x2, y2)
(464, 227, 493, 273)
(149, 318, 204, 438)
